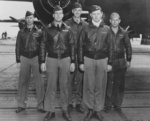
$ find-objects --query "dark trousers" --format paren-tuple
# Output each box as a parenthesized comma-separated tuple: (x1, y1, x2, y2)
(105, 58, 126, 108)
(68, 55, 83, 105)
(17, 56, 45, 109)
(44, 57, 70, 112)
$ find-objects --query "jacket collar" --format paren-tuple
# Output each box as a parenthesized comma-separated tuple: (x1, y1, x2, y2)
(89, 20, 105, 28)
(24, 25, 36, 32)
(110, 25, 123, 34)
(71, 17, 84, 25)
(51, 21, 67, 29)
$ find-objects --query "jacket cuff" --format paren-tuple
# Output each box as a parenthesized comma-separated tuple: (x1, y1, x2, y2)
(40, 60, 45, 64)
(127, 58, 131, 62)
(16, 60, 20, 63)
(108, 61, 112, 65)
(71, 59, 75, 63)
(79, 61, 84, 65)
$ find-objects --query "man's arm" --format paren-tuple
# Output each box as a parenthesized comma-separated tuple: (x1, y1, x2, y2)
(78, 27, 86, 71)
(105, 28, 113, 71)
(15, 30, 22, 69)
(68, 29, 75, 72)
(124, 31, 132, 68)
(39, 28, 47, 72)
(68, 29, 75, 63)
(15, 31, 21, 63)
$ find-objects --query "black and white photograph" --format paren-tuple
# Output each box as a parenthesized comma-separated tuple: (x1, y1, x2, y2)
(0, 0, 150, 121)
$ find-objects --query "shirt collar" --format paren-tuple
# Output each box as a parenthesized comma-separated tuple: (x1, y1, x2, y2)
(24, 25, 36, 32)
(110, 25, 123, 34)
(72, 17, 83, 25)
(89, 20, 105, 28)
(92, 19, 101, 27)
(51, 21, 66, 29)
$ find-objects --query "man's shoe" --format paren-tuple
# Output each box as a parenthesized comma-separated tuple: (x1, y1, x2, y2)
(68, 104, 73, 113)
(84, 109, 93, 121)
(62, 111, 72, 121)
(37, 109, 46, 113)
(15, 107, 25, 113)
(95, 111, 104, 121)
(114, 106, 123, 114)
(76, 104, 84, 113)
(103, 106, 111, 113)
(44, 111, 55, 121)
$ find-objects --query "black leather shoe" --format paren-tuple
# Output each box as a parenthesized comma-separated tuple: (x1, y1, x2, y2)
(68, 104, 73, 113)
(76, 104, 84, 113)
(15, 107, 25, 113)
(84, 109, 93, 121)
(37, 109, 46, 113)
(62, 111, 72, 121)
(44, 111, 55, 121)
(114, 106, 122, 113)
(95, 111, 104, 121)
(103, 106, 111, 113)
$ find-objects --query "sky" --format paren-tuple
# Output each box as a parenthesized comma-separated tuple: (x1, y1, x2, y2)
(0, 1, 34, 37)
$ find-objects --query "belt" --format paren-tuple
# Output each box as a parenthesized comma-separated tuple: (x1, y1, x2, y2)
(84, 52, 107, 60)
(48, 53, 69, 59)
(114, 54, 124, 59)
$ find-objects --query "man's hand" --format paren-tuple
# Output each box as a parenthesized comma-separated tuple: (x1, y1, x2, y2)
(41, 63, 46, 72)
(16, 63, 20, 69)
(126, 61, 131, 68)
(70, 63, 75, 72)
(107, 65, 112, 72)
(79, 64, 85, 71)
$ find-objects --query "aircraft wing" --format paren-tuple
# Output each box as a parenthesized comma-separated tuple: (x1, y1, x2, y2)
(0, 16, 23, 23)
(0, 19, 17, 23)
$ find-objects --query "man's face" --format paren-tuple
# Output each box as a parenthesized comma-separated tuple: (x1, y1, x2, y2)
(53, 10, 64, 22)
(110, 16, 121, 28)
(90, 10, 103, 22)
(72, 8, 82, 18)
(25, 15, 34, 25)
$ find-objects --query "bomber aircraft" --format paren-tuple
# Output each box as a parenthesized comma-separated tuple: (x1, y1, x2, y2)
(0, 0, 150, 38)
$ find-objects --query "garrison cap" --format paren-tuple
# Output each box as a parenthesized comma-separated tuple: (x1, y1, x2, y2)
(53, 5, 63, 12)
(110, 12, 120, 19)
(25, 11, 34, 17)
(90, 5, 101, 13)
(72, 2, 82, 9)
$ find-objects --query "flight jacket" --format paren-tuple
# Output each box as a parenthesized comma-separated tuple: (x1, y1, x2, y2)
(15, 25, 42, 63)
(108, 26, 132, 62)
(39, 22, 75, 64)
(78, 21, 113, 65)
(65, 17, 88, 50)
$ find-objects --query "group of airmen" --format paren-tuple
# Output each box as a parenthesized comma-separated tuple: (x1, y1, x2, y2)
(15, 2, 132, 121)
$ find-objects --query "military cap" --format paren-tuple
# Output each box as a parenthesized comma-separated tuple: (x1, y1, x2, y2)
(90, 5, 101, 13)
(110, 12, 120, 19)
(72, 2, 82, 9)
(25, 11, 34, 17)
(53, 5, 63, 12)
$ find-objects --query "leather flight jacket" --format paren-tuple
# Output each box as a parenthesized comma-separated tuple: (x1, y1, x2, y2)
(39, 22, 75, 64)
(108, 26, 132, 62)
(78, 21, 113, 65)
(15, 26, 42, 63)
(65, 17, 88, 50)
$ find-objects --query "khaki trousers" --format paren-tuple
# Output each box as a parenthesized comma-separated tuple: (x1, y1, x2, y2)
(44, 57, 70, 112)
(17, 56, 45, 109)
(83, 57, 107, 111)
